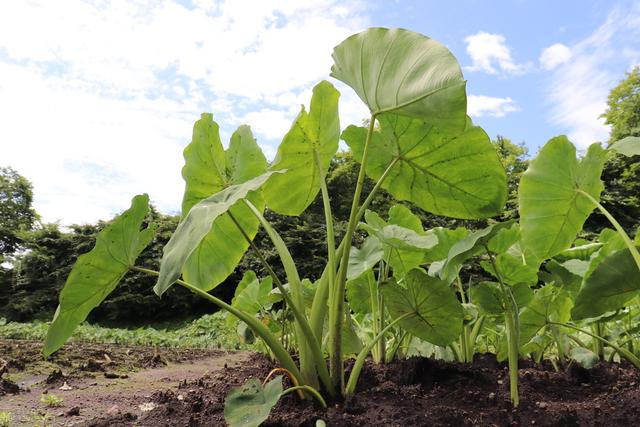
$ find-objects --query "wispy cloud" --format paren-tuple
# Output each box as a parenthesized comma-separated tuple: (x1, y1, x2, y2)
(468, 95, 520, 118)
(464, 32, 525, 75)
(545, 4, 640, 148)
(0, 0, 368, 225)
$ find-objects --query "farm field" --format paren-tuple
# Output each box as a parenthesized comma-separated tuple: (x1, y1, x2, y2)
(2, 5, 640, 427)
(2, 339, 640, 426)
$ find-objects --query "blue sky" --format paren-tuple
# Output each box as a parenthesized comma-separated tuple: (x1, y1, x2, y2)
(0, 0, 638, 225)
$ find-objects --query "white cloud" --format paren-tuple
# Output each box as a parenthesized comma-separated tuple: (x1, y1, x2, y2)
(468, 95, 520, 118)
(539, 43, 572, 70)
(464, 32, 525, 75)
(546, 5, 640, 148)
(0, 0, 369, 225)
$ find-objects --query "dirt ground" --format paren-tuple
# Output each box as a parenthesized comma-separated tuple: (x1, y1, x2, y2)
(2, 339, 640, 426)
(0, 339, 247, 426)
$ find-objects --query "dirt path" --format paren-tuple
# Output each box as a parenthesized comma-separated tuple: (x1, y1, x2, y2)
(0, 340, 248, 426)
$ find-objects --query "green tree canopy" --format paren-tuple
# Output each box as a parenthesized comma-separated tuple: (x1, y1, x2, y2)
(585, 67, 640, 234)
(0, 167, 38, 257)
(602, 67, 640, 141)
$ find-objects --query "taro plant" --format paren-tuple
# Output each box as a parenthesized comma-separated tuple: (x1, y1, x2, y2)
(494, 135, 640, 402)
(42, 27, 508, 415)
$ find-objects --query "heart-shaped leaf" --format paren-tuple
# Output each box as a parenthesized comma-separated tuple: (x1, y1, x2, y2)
(438, 221, 514, 284)
(381, 269, 463, 346)
(179, 114, 268, 291)
(517, 285, 572, 350)
(347, 237, 384, 280)
(224, 376, 283, 427)
(264, 80, 340, 215)
(155, 171, 281, 296)
(609, 136, 640, 157)
(44, 195, 154, 356)
(227, 271, 273, 326)
(519, 137, 607, 262)
(346, 270, 376, 314)
(572, 248, 640, 320)
(331, 27, 467, 133)
(343, 114, 507, 219)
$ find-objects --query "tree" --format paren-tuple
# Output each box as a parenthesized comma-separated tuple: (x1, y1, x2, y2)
(602, 67, 640, 141)
(585, 67, 640, 234)
(493, 135, 529, 222)
(0, 167, 38, 257)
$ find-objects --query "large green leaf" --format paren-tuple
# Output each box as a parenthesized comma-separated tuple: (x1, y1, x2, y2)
(470, 281, 534, 315)
(44, 195, 154, 356)
(480, 253, 539, 286)
(155, 171, 280, 296)
(228, 271, 273, 326)
(609, 136, 640, 157)
(347, 237, 383, 280)
(343, 114, 507, 219)
(437, 221, 514, 283)
(178, 116, 268, 291)
(346, 270, 376, 314)
(572, 248, 640, 320)
(518, 285, 572, 350)
(331, 27, 467, 133)
(224, 375, 283, 427)
(519, 137, 607, 262)
(381, 269, 463, 346)
(360, 210, 436, 277)
(181, 113, 226, 213)
(264, 80, 339, 215)
(423, 226, 468, 263)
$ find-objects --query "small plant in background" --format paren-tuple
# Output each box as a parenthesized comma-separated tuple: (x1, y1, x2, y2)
(40, 393, 63, 408)
(0, 412, 11, 427)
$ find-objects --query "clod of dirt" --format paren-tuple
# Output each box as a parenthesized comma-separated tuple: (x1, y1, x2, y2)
(83, 359, 107, 372)
(0, 378, 20, 395)
(66, 406, 80, 416)
(143, 350, 168, 368)
(45, 369, 66, 386)
(104, 372, 128, 379)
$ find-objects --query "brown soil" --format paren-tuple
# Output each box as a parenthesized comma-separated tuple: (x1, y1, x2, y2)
(0, 339, 247, 426)
(2, 340, 640, 426)
(137, 354, 640, 427)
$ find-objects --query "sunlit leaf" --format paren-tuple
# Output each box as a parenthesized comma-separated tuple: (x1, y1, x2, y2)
(381, 269, 462, 346)
(265, 80, 340, 215)
(44, 195, 154, 356)
(331, 27, 467, 133)
(572, 248, 640, 320)
(155, 171, 281, 296)
(343, 114, 507, 219)
(519, 137, 607, 262)
(180, 115, 268, 291)
(347, 237, 383, 280)
(609, 136, 640, 157)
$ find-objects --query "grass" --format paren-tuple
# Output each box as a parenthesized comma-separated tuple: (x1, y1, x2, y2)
(40, 393, 63, 407)
(0, 412, 11, 427)
(0, 311, 253, 350)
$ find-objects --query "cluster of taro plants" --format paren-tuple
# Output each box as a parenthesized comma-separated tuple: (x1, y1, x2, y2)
(42, 27, 640, 423)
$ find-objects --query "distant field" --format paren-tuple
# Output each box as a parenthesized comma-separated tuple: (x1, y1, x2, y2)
(0, 312, 252, 350)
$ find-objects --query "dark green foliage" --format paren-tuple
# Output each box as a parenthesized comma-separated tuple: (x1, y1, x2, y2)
(493, 136, 529, 222)
(0, 207, 212, 325)
(0, 166, 38, 257)
(585, 66, 640, 235)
